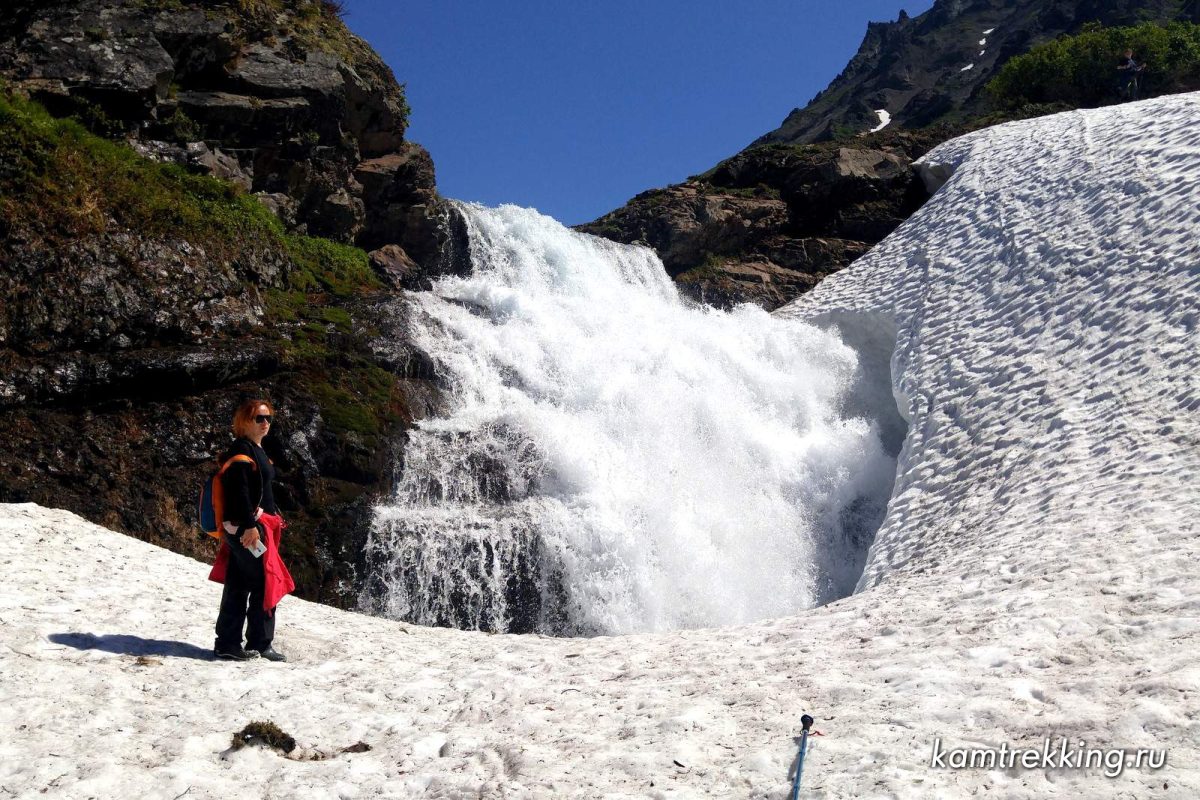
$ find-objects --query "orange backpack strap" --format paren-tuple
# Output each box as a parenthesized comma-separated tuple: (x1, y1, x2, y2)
(218, 454, 257, 475)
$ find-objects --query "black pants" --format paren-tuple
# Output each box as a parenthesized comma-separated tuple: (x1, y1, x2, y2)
(214, 527, 275, 652)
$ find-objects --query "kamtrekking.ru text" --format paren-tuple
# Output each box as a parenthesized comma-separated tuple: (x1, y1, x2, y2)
(929, 737, 1167, 778)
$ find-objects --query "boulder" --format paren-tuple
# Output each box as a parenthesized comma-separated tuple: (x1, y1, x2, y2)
(828, 147, 908, 180)
(368, 244, 420, 289)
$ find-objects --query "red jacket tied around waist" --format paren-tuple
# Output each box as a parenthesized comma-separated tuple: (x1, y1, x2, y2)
(209, 512, 295, 614)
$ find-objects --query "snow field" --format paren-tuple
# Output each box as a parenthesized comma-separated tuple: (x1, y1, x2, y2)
(3, 92, 1200, 798)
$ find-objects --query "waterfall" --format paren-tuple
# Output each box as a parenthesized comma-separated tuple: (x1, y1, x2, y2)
(359, 202, 897, 635)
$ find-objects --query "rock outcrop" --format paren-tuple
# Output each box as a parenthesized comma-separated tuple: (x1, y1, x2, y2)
(0, 0, 452, 275)
(580, 127, 947, 310)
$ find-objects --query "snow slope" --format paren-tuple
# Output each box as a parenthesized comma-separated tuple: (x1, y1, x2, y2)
(2, 94, 1199, 798)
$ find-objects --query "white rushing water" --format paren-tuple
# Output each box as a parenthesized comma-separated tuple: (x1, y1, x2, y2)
(362, 203, 898, 635)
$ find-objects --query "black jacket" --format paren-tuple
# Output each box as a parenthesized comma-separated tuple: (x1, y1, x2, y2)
(219, 437, 278, 532)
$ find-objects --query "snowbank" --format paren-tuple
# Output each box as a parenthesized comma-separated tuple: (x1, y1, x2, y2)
(3, 93, 1199, 798)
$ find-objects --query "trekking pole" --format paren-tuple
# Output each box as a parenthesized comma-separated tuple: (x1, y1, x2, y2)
(789, 714, 815, 800)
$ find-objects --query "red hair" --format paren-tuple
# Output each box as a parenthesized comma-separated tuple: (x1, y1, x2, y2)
(231, 398, 273, 438)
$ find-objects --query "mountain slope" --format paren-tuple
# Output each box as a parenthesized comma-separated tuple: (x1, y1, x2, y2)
(756, 0, 1200, 145)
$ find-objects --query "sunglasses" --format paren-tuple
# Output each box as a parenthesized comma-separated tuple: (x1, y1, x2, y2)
(255, 414, 273, 424)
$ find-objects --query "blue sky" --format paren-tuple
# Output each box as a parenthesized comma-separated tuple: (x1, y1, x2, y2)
(342, 1, 934, 226)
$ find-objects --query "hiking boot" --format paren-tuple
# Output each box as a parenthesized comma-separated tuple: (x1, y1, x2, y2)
(215, 646, 260, 661)
(252, 647, 288, 663)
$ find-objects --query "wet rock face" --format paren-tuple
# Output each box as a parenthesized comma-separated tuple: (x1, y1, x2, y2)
(0, 262, 440, 606)
(0, 0, 446, 265)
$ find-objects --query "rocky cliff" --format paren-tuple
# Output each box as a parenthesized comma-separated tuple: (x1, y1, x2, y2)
(0, 0, 456, 269)
(580, 125, 954, 311)
(0, 0, 457, 606)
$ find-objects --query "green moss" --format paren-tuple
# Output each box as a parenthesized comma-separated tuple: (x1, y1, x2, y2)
(282, 235, 381, 296)
(1, 86, 407, 451)
(0, 88, 284, 260)
(262, 289, 306, 323)
(1, 86, 402, 432)
(311, 382, 378, 436)
(163, 106, 201, 142)
(319, 307, 353, 330)
(306, 360, 407, 440)
(0, 85, 388, 291)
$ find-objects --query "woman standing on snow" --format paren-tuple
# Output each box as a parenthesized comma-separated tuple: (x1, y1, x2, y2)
(211, 398, 294, 662)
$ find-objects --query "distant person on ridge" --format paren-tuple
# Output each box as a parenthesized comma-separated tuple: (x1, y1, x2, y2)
(1117, 48, 1145, 100)
(211, 399, 294, 662)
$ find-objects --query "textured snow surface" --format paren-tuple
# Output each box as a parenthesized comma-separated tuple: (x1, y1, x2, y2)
(869, 108, 891, 133)
(2, 94, 1200, 798)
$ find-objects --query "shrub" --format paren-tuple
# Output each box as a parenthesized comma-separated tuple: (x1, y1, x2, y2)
(320, 0, 347, 19)
(987, 21, 1200, 109)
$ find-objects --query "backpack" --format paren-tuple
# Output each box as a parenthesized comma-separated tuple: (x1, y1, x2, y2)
(198, 454, 257, 540)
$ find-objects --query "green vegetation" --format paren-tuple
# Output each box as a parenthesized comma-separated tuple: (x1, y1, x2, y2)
(310, 364, 400, 436)
(283, 236, 379, 295)
(676, 252, 726, 284)
(830, 122, 861, 142)
(0, 87, 379, 288)
(162, 107, 201, 142)
(58, 95, 126, 138)
(0, 87, 402, 441)
(0, 88, 277, 257)
(987, 21, 1200, 109)
(232, 0, 363, 62)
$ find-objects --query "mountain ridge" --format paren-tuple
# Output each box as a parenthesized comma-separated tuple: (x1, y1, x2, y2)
(756, 0, 1200, 145)
(583, 0, 1200, 310)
